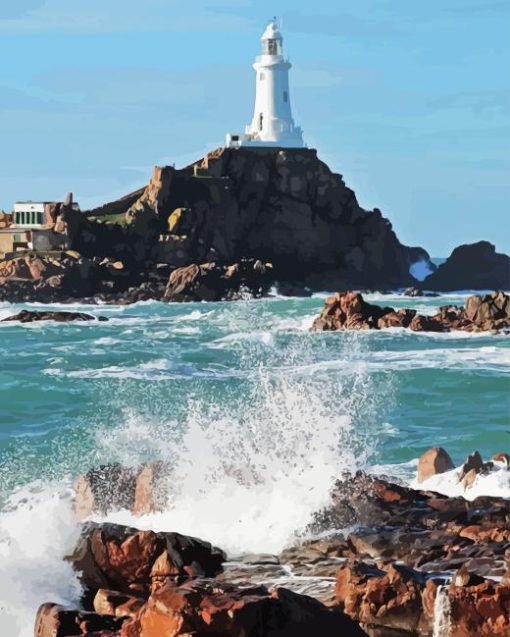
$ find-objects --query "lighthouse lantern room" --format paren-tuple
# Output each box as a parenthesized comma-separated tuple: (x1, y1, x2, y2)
(226, 18, 304, 148)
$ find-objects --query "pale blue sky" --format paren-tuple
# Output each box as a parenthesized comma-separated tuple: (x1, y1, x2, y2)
(0, 0, 508, 255)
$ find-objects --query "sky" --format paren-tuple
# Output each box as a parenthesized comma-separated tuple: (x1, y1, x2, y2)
(0, 0, 508, 256)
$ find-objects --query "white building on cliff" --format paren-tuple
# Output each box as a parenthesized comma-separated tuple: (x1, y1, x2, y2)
(226, 19, 304, 148)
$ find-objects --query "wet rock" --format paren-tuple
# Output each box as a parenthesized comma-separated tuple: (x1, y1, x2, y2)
(74, 464, 138, 520)
(310, 291, 393, 331)
(2, 309, 106, 323)
(125, 578, 368, 636)
(68, 523, 226, 597)
(93, 589, 144, 618)
(132, 462, 170, 516)
(311, 291, 510, 333)
(448, 578, 510, 636)
(492, 451, 510, 466)
(458, 451, 493, 489)
(402, 286, 439, 297)
(417, 446, 455, 483)
(163, 259, 274, 302)
(34, 602, 127, 636)
(423, 241, 510, 292)
(335, 562, 431, 634)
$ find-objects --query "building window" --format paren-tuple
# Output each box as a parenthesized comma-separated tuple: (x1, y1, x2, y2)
(38, 212, 44, 224)
(283, 91, 288, 102)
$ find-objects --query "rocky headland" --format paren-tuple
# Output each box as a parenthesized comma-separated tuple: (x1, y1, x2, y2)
(1, 148, 508, 304)
(33, 447, 510, 636)
(0, 147, 432, 304)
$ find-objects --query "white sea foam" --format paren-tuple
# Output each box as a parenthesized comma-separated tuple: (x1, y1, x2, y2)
(0, 483, 82, 637)
(90, 335, 382, 556)
(411, 461, 510, 500)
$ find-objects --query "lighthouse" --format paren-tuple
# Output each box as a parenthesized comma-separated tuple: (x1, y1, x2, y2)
(226, 18, 304, 148)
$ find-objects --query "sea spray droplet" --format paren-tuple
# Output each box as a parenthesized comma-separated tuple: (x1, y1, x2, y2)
(93, 333, 388, 555)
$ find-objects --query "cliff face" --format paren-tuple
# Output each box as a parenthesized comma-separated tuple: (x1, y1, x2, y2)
(78, 147, 430, 290)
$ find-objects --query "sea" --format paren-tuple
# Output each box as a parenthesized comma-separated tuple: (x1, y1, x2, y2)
(0, 290, 509, 635)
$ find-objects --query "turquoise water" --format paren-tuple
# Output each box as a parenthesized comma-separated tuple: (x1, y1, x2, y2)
(0, 292, 509, 636)
(1, 293, 508, 494)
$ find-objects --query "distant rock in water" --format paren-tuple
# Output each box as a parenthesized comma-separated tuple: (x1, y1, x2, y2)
(1, 309, 107, 323)
(423, 241, 510, 291)
(311, 290, 510, 333)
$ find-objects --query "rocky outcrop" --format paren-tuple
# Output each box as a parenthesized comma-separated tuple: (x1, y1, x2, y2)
(417, 447, 455, 483)
(69, 523, 226, 599)
(0, 251, 274, 304)
(335, 562, 510, 637)
(311, 290, 510, 332)
(423, 241, 510, 291)
(164, 259, 274, 302)
(1, 309, 106, 323)
(75, 147, 430, 290)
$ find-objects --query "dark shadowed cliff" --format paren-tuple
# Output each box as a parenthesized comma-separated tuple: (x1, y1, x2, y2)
(72, 147, 430, 291)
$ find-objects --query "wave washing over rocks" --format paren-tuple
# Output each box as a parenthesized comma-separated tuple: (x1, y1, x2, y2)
(0, 293, 508, 636)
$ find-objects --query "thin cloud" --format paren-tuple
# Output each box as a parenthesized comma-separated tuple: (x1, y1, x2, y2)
(0, 0, 251, 33)
(282, 9, 402, 37)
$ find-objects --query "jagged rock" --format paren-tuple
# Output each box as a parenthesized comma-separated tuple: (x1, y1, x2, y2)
(163, 259, 274, 302)
(74, 464, 138, 520)
(78, 147, 431, 290)
(423, 241, 510, 291)
(311, 291, 510, 333)
(335, 562, 431, 634)
(122, 579, 368, 637)
(458, 451, 493, 489)
(402, 286, 440, 298)
(132, 462, 170, 516)
(335, 562, 510, 637)
(492, 452, 510, 466)
(68, 523, 226, 597)
(34, 602, 127, 636)
(417, 447, 455, 483)
(93, 589, 144, 618)
(2, 309, 106, 323)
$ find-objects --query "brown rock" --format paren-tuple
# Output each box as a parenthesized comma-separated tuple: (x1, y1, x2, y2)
(492, 452, 510, 466)
(74, 464, 138, 520)
(417, 447, 455, 483)
(458, 451, 493, 489)
(134, 579, 368, 637)
(311, 291, 393, 331)
(34, 602, 126, 637)
(94, 589, 144, 618)
(133, 462, 170, 516)
(68, 523, 226, 596)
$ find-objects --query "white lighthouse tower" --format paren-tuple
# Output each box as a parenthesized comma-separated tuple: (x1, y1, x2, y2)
(226, 18, 304, 148)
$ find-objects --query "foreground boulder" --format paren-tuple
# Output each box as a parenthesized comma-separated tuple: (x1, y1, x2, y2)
(121, 579, 368, 637)
(311, 291, 510, 333)
(2, 309, 106, 323)
(423, 241, 510, 291)
(68, 523, 226, 597)
(335, 561, 510, 637)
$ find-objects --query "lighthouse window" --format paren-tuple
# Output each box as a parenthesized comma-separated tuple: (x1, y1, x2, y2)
(260, 72, 265, 81)
(283, 91, 288, 102)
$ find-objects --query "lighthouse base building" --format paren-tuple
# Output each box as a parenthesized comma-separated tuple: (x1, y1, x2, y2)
(226, 19, 304, 149)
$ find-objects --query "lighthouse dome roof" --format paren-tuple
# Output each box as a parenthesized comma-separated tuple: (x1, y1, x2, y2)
(261, 19, 282, 41)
